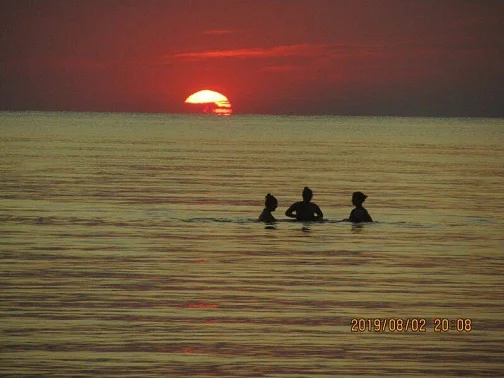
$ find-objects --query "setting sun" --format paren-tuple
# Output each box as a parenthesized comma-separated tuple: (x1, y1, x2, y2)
(184, 89, 232, 116)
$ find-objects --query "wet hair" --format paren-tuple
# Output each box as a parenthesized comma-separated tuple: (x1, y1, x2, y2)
(352, 191, 368, 202)
(302, 187, 313, 201)
(265, 193, 278, 209)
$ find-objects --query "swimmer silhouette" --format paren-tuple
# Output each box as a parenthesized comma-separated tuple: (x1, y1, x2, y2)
(285, 187, 324, 221)
(348, 191, 373, 223)
(259, 193, 278, 223)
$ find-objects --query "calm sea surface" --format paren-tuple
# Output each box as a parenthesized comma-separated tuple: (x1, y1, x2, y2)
(1, 112, 503, 377)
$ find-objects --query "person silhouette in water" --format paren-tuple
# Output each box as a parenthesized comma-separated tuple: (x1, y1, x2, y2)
(348, 191, 373, 223)
(259, 193, 278, 223)
(285, 187, 324, 221)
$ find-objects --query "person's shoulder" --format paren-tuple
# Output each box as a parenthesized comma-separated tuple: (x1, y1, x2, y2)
(348, 208, 357, 220)
(361, 207, 371, 215)
(259, 209, 268, 221)
(350, 207, 373, 222)
(260, 214, 275, 223)
(349, 207, 365, 222)
(362, 207, 373, 221)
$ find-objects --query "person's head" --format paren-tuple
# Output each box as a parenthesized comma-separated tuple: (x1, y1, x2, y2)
(302, 187, 313, 202)
(265, 193, 278, 211)
(352, 191, 367, 206)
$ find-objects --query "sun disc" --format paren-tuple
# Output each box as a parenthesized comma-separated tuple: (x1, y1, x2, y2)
(185, 90, 228, 104)
(184, 89, 232, 115)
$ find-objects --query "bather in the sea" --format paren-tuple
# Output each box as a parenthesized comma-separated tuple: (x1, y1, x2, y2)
(259, 193, 278, 223)
(348, 191, 373, 223)
(285, 187, 324, 221)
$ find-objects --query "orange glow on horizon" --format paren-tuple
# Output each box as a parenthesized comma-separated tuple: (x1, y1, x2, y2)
(184, 89, 232, 116)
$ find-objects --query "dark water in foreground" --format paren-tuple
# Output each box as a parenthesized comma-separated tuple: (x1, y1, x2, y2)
(1, 112, 503, 376)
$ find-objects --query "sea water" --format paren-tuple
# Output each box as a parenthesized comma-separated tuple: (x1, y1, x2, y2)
(1, 112, 503, 377)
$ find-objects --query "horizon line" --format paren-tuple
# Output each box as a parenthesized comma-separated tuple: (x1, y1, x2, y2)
(0, 110, 502, 119)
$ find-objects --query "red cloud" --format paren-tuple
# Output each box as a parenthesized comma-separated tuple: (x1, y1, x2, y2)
(174, 40, 491, 62)
(259, 65, 304, 72)
(201, 29, 236, 36)
(175, 44, 334, 60)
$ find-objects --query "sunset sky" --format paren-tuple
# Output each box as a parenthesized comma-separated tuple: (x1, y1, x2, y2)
(2, 0, 503, 116)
